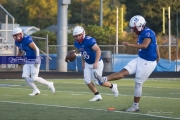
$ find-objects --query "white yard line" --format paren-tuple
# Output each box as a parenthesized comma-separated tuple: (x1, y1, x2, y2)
(0, 87, 180, 100)
(61, 82, 180, 89)
(0, 101, 179, 120)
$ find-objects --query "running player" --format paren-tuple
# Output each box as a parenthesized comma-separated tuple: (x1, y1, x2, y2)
(12, 27, 55, 96)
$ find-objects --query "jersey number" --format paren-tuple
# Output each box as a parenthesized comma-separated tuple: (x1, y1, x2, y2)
(81, 51, 89, 59)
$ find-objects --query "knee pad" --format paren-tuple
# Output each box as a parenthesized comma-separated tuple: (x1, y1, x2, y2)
(134, 82, 143, 97)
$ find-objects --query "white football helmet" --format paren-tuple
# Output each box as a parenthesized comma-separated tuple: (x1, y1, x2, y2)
(129, 15, 146, 32)
(73, 26, 84, 35)
(12, 27, 23, 41)
(12, 27, 23, 35)
(73, 26, 85, 38)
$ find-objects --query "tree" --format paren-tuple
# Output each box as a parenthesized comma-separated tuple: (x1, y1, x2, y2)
(1, 0, 28, 25)
(31, 30, 57, 54)
(68, 0, 100, 25)
(123, 0, 180, 34)
(25, 0, 57, 29)
(0, 0, 7, 4)
(69, 0, 128, 31)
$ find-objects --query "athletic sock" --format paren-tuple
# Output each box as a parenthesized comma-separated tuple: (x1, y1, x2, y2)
(103, 77, 108, 82)
(133, 102, 139, 107)
(94, 92, 99, 95)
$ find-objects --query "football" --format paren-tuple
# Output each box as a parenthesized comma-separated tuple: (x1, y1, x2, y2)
(65, 50, 77, 62)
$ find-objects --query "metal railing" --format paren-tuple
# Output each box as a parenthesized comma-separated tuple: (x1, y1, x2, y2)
(0, 44, 179, 72)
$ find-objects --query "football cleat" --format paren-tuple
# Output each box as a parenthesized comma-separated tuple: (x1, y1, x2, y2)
(89, 94, 102, 101)
(125, 105, 139, 112)
(48, 81, 55, 93)
(94, 71, 106, 85)
(29, 89, 40, 96)
(111, 84, 119, 97)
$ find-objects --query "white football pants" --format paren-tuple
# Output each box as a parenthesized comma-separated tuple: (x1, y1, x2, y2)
(22, 64, 40, 80)
(124, 57, 157, 83)
(84, 60, 104, 85)
(124, 57, 157, 97)
(22, 64, 50, 86)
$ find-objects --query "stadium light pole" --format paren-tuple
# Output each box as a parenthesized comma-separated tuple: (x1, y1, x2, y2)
(57, 0, 71, 72)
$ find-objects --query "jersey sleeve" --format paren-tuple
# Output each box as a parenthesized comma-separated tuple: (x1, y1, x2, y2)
(87, 37, 96, 47)
(25, 36, 33, 45)
(142, 30, 154, 39)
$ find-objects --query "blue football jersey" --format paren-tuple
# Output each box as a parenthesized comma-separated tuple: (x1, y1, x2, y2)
(138, 27, 157, 61)
(74, 36, 102, 64)
(15, 36, 36, 59)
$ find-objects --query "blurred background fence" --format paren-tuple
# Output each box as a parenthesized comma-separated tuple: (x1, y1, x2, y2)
(1, 33, 180, 73)
(42, 44, 180, 72)
(1, 43, 180, 72)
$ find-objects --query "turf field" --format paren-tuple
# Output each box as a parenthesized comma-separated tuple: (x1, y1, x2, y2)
(0, 78, 180, 120)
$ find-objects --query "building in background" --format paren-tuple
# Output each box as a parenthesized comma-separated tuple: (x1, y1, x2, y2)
(20, 26, 40, 36)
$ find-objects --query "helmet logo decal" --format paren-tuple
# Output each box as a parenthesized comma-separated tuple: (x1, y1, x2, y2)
(134, 17, 139, 22)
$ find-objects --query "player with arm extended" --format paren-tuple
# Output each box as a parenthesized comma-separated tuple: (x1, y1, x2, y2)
(94, 15, 160, 111)
(73, 26, 119, 101)
(12, 27, 55, 96)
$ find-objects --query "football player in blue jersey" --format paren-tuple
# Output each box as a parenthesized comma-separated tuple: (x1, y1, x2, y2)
(94, 15, 160, 111)
(12, 27, 55, 96)
(73, 26, 119, 101)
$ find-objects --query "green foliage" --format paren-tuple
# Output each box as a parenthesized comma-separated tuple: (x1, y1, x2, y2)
(25, 0, 57, 29)
(68, 24, 138, 53)
(123, 0, 180, 34)
(85, 25, 115, 45)
(0, 0, 7, 4)
(1, 0, 28, 24)
(68, 25, 117, 45)
(31, 30, 56, 53)
(1, 0, 180, 34)
(69, 0, 128, 30)
(2, 0, 180, 58)
(1, 0, 57, 29)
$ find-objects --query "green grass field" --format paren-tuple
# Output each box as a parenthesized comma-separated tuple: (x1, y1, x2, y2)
(0, 78, 180, 120)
